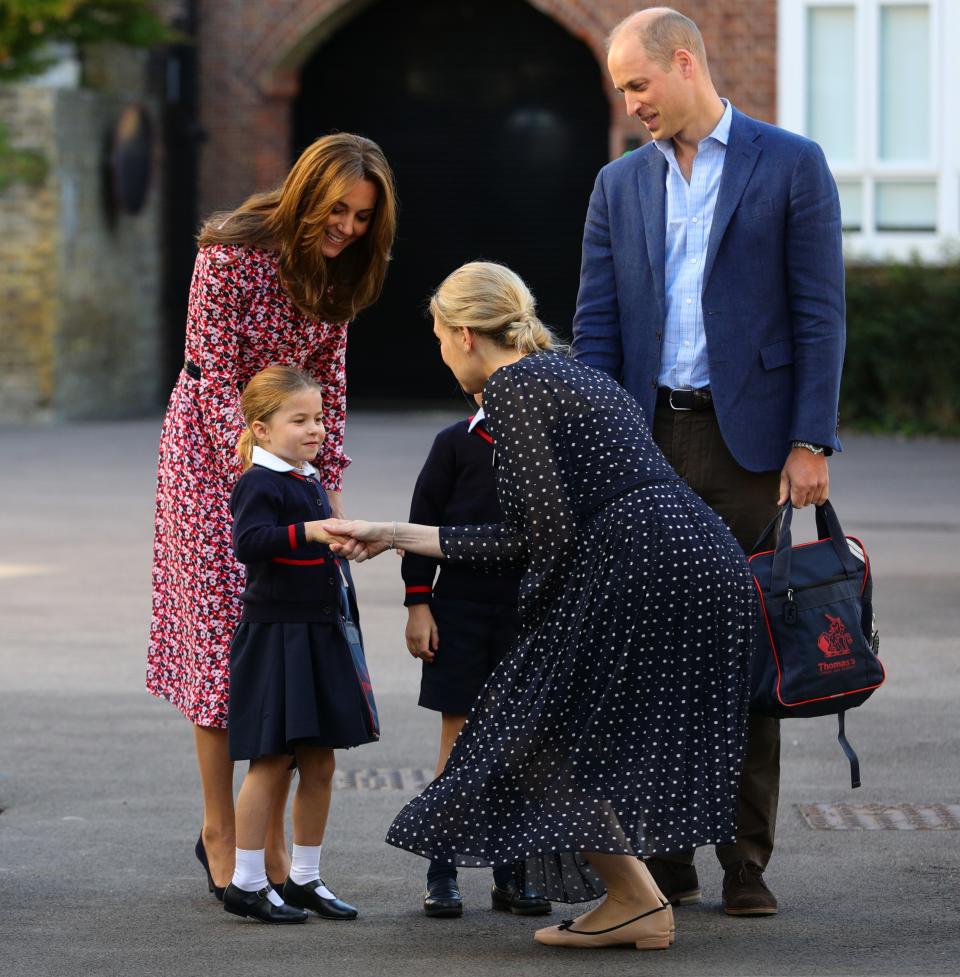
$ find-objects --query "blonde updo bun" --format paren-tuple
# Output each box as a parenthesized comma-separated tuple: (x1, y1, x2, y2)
(429, 261, 559, 354)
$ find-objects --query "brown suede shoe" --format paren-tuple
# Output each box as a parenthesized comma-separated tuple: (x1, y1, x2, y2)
(722, 862, 778, 916)
(644, 858, 702, 906)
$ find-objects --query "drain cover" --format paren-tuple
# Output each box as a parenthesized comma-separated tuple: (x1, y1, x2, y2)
(799, 803, 960, 830)
(333, 768, 434, 792)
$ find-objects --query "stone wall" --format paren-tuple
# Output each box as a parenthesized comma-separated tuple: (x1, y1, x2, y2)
(0, 84, 162, 422)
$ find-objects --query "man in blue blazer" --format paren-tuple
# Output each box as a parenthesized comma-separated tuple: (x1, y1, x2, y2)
(573, 8, 845, 916)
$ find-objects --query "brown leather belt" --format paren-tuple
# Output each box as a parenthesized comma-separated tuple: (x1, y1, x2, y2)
(657, 386, 713, 411)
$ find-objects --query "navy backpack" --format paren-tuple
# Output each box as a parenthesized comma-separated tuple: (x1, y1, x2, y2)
(749, 501, 885, 788)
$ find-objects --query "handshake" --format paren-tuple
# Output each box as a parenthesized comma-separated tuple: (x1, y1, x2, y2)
(303, 518, 438, 563)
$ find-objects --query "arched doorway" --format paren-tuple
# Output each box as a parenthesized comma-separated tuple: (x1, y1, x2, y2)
(293, 0, 610, 400)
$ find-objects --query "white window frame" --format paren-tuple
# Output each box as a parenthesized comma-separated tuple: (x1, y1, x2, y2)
(778, 0, 960, 260)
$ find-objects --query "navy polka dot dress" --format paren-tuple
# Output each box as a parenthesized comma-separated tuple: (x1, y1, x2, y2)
(386, 350, 754, 902)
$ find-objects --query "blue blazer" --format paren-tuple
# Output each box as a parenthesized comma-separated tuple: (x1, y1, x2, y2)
(572, 108, 845, 472)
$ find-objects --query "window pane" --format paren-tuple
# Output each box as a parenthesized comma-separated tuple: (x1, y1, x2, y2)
(875, 181, 937, 231)
(879, 5, 930, 161)
(807, 7, 857, 162)
(836, 180, 863, 231)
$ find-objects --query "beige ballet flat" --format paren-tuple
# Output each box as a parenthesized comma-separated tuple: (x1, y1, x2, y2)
(534, 902, 674, 950)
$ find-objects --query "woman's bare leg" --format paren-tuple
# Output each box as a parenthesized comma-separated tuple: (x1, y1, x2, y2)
(194, 724, 235, 888)
(570, 853, 666, 930)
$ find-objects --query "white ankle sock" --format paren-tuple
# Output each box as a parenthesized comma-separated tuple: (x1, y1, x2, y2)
(290, 843, 335, 899)
(233, 848, 284, 906)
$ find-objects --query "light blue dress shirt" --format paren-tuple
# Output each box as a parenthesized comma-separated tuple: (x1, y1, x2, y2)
(654, 99, 732, 390)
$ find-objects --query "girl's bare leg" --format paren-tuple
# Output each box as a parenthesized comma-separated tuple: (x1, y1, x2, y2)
(436, 714, 467, 777)
(235, 755, 295, 851)
(265, 768, 293, 883)
(194, 724, 235, 888)
(291, 747, 336, 845)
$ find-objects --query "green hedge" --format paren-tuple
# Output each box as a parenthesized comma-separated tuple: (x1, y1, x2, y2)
(842, 260, 960, 436)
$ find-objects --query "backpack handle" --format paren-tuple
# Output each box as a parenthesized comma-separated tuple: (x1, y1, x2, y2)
(770, 499, 862, 595)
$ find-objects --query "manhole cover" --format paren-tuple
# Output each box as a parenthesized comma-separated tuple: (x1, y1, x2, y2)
(333, 768, 434, 791)
(799, 803, 960, 830)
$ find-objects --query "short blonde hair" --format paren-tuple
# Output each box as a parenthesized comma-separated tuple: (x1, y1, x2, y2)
(429, 261, 557, 354)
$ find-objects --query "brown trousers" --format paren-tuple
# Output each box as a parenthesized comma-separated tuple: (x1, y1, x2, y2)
(652, 403, 781, 870)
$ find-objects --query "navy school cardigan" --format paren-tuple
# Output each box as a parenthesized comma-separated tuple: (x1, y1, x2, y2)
(229, 465, 339, 623)
(402, 416, 522, 608)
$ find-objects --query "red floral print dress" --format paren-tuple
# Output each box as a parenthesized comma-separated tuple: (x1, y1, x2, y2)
(146, 244, 351, 728)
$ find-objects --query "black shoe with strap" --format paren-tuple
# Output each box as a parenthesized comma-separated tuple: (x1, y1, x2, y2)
(283, 878, 358, 919)
(223, 883, 307, 923)
(722, 862, 778, 916)
(643, 858, 702, 906)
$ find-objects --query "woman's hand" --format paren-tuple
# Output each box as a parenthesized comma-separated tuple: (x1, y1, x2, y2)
(405, 604, 439, 663)
(320, 518, 392, 562)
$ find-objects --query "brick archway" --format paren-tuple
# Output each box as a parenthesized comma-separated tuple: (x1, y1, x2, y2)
(196, 0, 777, 214)
(196, 0, 624, 213)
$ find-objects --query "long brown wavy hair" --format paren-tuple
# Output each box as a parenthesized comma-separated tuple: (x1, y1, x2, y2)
(198, 133, 397, 322)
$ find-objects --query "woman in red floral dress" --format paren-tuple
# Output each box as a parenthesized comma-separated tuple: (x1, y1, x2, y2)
(147, 133, 397, 896)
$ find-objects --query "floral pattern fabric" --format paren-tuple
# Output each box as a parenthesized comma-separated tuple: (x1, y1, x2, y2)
(146, 245, 350, 728)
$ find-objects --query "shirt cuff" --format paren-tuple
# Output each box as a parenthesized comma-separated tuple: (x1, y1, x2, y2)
(403, 585, 433, 607)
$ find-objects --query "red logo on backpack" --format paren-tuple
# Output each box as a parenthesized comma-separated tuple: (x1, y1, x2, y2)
(817, 614, 855, 672)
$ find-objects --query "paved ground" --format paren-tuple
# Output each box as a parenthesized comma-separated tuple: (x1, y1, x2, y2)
(1, 413, 959, 977)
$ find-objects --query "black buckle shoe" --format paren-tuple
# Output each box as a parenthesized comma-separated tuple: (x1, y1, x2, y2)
(283, 878, 358, 920)
(491, 878, 552, 916)
(223, 883, 307, 923)
(423, 876, 463, 918)
(644, 858, 702, 906)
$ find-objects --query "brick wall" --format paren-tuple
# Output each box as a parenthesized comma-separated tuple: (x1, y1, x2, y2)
(194, 0, 777, 215)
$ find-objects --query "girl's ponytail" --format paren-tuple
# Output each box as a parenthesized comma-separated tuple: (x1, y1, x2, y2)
(236, 428, 257, 471)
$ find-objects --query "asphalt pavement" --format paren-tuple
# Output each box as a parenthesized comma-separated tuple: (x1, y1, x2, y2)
(1, 412, 958, 977)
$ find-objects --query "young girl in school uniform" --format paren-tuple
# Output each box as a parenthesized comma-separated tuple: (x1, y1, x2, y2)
(223, 364, 379, 924)
(402, 398, 551, 919)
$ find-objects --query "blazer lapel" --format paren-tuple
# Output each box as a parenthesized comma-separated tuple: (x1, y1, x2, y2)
(636, 149, 668, 323)
(703, 109, 762, 287)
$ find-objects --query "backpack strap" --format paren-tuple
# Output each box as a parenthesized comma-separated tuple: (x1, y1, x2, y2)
(837, 711, 862, 789)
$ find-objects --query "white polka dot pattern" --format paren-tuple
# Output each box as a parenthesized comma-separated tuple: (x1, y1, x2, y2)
(385, 351, 755, 903)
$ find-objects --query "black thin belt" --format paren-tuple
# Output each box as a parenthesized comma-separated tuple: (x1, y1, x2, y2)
(184, 359, 202, 380)
(657, 386, 713, 411)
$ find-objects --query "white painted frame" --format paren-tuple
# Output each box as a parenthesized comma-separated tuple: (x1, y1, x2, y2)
(778, 0, 960, 260)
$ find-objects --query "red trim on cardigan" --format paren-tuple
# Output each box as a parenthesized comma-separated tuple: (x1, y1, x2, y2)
(272, 557, 326, 566)
(288, 524, 298, 550)
(405, 585, 432, 594)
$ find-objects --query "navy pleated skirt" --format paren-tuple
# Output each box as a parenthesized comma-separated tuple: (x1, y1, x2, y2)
(228, 621, 377, 760)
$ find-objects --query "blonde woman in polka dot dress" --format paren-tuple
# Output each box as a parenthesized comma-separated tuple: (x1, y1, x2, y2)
(324, 262, 755, 952)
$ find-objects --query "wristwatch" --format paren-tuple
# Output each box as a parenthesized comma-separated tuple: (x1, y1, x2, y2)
(791, 440, 825, 455)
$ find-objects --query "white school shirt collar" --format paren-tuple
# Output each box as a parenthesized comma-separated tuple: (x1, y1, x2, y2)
(251, 445, 318, 477)
(467, 407, 486, 433)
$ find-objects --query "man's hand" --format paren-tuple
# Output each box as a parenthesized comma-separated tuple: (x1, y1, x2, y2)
(405, 604, 439, 663)
(778, 447, 829, 508)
